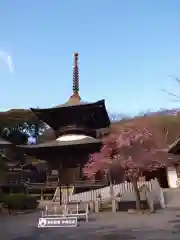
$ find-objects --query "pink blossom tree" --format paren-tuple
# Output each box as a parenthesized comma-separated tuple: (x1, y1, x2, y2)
(84, 126, 175, 210)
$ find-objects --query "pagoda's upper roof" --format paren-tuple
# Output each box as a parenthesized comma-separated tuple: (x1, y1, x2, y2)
(29, 52, 110, 132)
(30, 99, 110, 132)
(31, 99, 105, 112)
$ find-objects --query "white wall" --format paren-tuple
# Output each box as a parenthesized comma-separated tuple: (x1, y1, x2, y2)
(166, 166, 178, 188)
(56, 134, 93, 141)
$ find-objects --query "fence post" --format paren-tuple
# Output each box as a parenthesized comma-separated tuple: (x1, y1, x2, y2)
(151, 178, 164, 209)
(40, 188, 44, 200)
(159, 188, 166, 208)
(95, 197, 100, 213)
(89, 201, 94, 213)
(112, 198, 116, 212)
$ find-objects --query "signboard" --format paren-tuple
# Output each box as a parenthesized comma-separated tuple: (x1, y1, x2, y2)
(38, 217, 77, 228)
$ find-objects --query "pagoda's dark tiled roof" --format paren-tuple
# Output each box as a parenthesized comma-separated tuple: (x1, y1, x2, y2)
(16, 137, 102, 166)
(31, 99, 105, 111)
(30, 99, 110, 131)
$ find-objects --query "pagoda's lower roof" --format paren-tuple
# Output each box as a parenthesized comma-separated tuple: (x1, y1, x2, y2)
(18, 136, 101, 149)
(7, 169, 30, 173)
(16, 137, 101, 166)
(0, 138, 12, 147)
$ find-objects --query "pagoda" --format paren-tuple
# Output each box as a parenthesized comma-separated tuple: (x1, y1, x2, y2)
(17, 53, 110, 203)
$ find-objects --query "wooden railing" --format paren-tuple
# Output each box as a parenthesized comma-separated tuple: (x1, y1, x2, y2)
(31, 193, 54, 200)
(21, 180, 108, 188)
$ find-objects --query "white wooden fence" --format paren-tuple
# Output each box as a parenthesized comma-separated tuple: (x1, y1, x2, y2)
(69, 180, 152, 202)
(53, 180, 153, 203)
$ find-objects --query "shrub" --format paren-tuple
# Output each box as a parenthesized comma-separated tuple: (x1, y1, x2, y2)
(1, 193, 38, 210)
(23, 195, 38, 210)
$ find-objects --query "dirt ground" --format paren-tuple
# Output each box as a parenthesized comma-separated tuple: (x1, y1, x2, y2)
(0, 208, 180, 239)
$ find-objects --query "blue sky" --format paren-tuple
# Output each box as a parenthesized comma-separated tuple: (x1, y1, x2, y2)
(0, 1, 180, 116)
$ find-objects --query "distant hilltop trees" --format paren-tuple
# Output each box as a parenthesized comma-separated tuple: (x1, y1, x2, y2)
(109, 108, 180, 122)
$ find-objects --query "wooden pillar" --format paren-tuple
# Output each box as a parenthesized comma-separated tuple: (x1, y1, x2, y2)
(66, 184, 69, 204)
(58, 165, 62, 205)
(40, 188, 44, 200)
(20, 171, 23, 181)
(25, 187, 29, 195)
(45, 167, 48, 185)
(79, 163, 83, 180)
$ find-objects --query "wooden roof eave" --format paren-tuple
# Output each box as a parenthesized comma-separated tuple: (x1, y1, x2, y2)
(0, 138, 13, 147)
(17, 137, 102, 149)
(31, 100, 105, 112)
